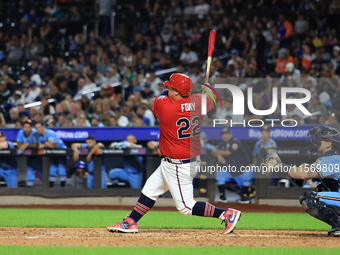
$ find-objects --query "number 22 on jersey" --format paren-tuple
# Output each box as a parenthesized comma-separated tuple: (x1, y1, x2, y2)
(176, 115, 200, 139)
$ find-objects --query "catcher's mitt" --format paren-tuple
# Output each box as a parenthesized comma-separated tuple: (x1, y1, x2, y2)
(261, 150, 282, 177)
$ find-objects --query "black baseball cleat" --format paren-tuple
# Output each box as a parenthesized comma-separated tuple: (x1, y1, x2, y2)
(328, 228, 340, 236)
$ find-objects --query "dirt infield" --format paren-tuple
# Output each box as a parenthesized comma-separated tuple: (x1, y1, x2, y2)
(0, 228, 338, 247)
(1, 203, 323, 248)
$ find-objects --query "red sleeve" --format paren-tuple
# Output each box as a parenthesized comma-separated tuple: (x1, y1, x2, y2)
(152, 95, 168, 119)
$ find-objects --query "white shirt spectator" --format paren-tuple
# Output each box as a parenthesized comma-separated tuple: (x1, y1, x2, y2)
(195, 0, 210, 19)
(180, 51, 198, 64)
(294, 19, 308, 34)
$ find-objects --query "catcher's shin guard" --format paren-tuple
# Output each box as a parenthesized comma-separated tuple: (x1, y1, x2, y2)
(300, 192, 340, 229)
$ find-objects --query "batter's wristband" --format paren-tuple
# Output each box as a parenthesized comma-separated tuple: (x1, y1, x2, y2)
(154, 146, 159, 150)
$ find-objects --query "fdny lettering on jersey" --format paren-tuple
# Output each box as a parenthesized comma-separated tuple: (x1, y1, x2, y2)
(181, 103, 195, 112)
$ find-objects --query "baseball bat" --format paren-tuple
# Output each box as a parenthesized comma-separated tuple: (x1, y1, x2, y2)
(205, 30, 216, 84)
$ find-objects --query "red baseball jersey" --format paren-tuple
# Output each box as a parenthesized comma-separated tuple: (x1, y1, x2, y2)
(153, 93, 214, 159)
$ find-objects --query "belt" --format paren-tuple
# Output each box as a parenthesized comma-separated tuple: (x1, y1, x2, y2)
(164, 156, 200, 164)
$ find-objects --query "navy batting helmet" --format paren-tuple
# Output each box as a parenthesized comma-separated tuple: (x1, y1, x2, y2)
(307, 126, 340, 152)
(74, 161, 87, 169)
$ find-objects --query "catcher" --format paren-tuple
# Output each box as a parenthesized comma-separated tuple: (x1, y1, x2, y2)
(263, 126, 340, 236)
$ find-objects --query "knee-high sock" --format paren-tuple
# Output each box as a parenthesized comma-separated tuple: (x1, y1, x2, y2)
(129, 193, 156, 222)
(192, 201, 226, 219)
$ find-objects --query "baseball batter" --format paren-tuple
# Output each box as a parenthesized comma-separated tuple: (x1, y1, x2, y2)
(263, 126, 340, 236)
(107, 73, 241, 234)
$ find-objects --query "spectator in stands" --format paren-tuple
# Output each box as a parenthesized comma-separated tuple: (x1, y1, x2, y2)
(73, 77, 96, 101)
(72, 135, 107, 188)
(136, 105, 151, 126)
(195, 0, 210, 19)
(25, 36, 45, 60)
(39, 57, 54, 79)
(109, 134, 144, 188)
(58, 78, 74, 98)
(5, 107, 20, 128)
(140, 99, 155, 126)
(95, 0, 116, 39)
(113, 107, 129, 127)
(140, 83, 154, 100)
(101, 66, 120, 88)
(75, 111, 91, 127)
(63, 116, 74, 127)
(15, 101, 30, 120)
(244, 94, 267, 121)
(109, 116, 118, 127)
(277, 13, 293, 47)
(0, 80, 13, 107)
(31, 112, 43, 126)
(275, 48, 293, 75)
(145, 71, 162, 95)
(91, 116, 105, 127)
(308, 97, 328, 123)
(294, 14, 309, 41)
(331, 46, 340, 71)
(180, 44, 198, 65)
(38, 97, 55, 117)
(280, 63, 301, 83)
(328, 112, 340, 131)
(5, 35, 24, 64)
(311, 49, 327, 72)
(283, 103, 305, 124)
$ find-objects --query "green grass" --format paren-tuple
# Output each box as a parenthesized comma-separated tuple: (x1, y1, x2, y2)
(0, 209, 330, 231)
(0, 246, 339, 255)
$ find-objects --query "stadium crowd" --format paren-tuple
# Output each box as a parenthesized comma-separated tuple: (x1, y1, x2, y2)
(0, 0, 339, 128)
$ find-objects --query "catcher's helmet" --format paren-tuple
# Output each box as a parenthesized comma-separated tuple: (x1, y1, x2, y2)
(163, 73, 191, 97)
(74, 161, 87, 169)
(307, 126, 340, 152)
